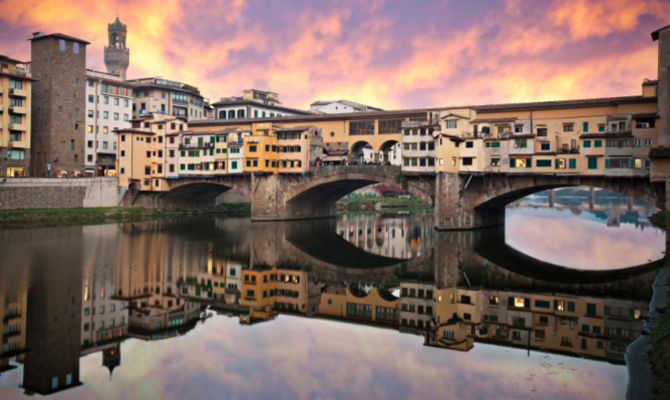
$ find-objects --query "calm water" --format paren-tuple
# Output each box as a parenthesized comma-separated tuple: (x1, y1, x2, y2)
(0, 188, 664, 399)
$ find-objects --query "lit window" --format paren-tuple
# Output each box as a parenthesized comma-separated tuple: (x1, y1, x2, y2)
(514, 297, 526, 308)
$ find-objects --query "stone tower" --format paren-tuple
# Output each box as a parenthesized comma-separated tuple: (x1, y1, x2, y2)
(104, 16, 129, 80)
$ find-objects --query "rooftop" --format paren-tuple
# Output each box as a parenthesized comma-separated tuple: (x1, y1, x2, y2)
(29, 32, 90, 45)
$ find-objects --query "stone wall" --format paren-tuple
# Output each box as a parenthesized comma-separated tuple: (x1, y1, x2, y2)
(0, 177, 119, 210)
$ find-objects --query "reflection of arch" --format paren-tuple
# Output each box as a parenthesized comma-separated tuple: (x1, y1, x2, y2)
(473, 227, 662, 283)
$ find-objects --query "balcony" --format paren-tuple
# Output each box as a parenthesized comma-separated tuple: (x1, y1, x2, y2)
(557, 145, 580, 154)
(8, 123, 26, 131)
(10, 88, 27, 98)
(9, 106, 26, 114)
(179, 142, 214, 150)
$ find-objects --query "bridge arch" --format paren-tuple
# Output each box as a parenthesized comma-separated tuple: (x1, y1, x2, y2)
(435, 173, 665, 230)
(379, 139, 400, 165)
(250, 166, 435, 221)
(348, 140, 374, 164)
(284, 167, 432, 219)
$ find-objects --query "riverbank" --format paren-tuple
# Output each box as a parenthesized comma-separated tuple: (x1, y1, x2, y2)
(0, 203, 250, 230)
(650, 307, 670, 398)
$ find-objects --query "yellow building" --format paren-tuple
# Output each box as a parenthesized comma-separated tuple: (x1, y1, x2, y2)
(116, 113, 186, 191)
(0, 55, 34, 177)
(432, 82, 658, 178)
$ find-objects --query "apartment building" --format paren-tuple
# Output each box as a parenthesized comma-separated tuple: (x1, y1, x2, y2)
(401, 120, 437, 174)
(116, 113, 186, 191)
(310, 99, 383, 114)
(128, 77, 204, 121)
(0, 55, 35, 177)
(29, 32, 88, 177)
(85, 70, 133, 176)
(213, 89, 310, 120)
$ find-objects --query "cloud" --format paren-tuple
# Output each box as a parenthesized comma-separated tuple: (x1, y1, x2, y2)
(0, 0, 669, 109)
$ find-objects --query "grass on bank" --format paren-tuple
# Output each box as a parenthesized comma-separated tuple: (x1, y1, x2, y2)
(650, 304, 670, 399)
(0, 203, 251, 230)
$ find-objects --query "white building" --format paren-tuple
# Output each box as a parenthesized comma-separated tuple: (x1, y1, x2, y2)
(212, 89, 310, 120)
(85, 70, 133, 176)
(310, 99, 382, 114)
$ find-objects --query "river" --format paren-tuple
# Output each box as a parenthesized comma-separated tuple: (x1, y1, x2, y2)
(0, 187, 664, 399)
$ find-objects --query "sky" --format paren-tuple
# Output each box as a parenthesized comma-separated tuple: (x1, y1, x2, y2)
(0, 0, 669, 110)
(0, 314, 626, 399)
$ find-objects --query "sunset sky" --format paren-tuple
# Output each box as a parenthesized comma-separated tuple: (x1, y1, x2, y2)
(1, 0, 669, 110)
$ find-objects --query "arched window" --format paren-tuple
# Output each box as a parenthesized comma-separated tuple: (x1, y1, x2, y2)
(237, 109, 245, 118)
(219, 110, 226, 119)
(228, 110, 235, 119)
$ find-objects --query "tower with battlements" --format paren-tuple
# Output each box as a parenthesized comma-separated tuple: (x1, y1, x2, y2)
(104, 16, 129, 80)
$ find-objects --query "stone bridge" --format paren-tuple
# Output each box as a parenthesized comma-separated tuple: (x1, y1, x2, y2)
(249, 166, 435, 221)
(128, 167, 665, 229)
(435, 172, 666, 230)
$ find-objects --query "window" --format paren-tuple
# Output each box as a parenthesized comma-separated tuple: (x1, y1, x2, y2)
(249, 145, 257, 152)
(103, 96, 109, 104)
(59, 39, 65, 51)
(536, 159, 551, 167)
(462, 157, 473, 166)
(555, 158, 566, 169)
(490, 158, 500, 166)
(73, 42, 79, 54)
(587, 157, 598, 170)
(349, 120, 375, 135)
(563, 124, 574, 132)
(465, 141, 474, 148)
(594, 140, 602, 148)
(445, 119, 457, 129)
(540, 143, 550, 151)
(569, 158, 577, 169)
(583, 140, 591, 148)
(537, 127, 547, 136)
(514, 138, 527, 148)
(70, 139, 75, 150)
(103, 111, 108, 119)
(583, 122, 589, 132)
(114, 112, 119, 120)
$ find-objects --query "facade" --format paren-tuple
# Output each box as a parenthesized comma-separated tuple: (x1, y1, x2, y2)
(213, 89, 310, 120)
(85, 70, 133, 176)
(128, 77, 204, 121)
(310, 99, 383, 114)
(116, 113, 186, 191)
(103, 16, 129, 80)
(401, 120, 437, 174)
(29, 32, 89, 177)
(431, 87, 658, 178)
(0, 55, 35, 177)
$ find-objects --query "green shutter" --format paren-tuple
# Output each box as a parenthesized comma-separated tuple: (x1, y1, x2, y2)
(568, 301, 575, 312)
(605, 159, 609, 168)
(569, 159, 576, 169)
(583, 122, 588, 132)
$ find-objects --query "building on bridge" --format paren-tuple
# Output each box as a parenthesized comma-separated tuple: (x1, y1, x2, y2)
(116, 113, 186, 191)
(430, 85, 659, 177)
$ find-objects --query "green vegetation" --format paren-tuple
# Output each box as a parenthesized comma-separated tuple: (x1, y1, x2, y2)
(338, 195, 432, 214)
(651, 211, 665, 229)
(650, 304, 670, 398)
(0, 203, 250, 230)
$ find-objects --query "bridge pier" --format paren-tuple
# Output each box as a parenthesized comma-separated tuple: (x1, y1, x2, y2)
(434, 172, 506, 230)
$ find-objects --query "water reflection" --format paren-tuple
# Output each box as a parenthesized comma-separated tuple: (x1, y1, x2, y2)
(506, 187, 665, 270)
(0, 208, 661, 399)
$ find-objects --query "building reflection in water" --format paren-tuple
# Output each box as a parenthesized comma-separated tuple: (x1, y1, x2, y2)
(0, 203, 661, 397)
